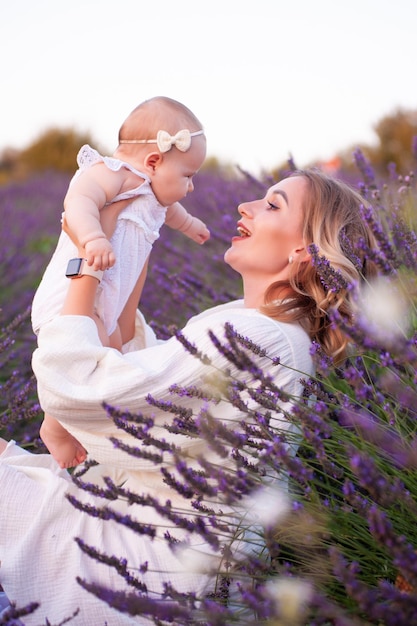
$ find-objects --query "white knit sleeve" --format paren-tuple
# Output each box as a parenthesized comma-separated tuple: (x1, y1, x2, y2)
(32, 307, 313, 468)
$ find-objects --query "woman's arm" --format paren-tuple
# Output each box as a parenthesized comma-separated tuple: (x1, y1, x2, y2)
(33, 308, 263, 424)
(60, 273, 99, 317)
(32, 297, 313, 467)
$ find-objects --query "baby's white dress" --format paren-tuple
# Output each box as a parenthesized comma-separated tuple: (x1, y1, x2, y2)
(31, 145, 167, 337)
(1, 301, 314, 625)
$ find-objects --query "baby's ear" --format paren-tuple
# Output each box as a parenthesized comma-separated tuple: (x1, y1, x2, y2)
(144, 151, 163, 172)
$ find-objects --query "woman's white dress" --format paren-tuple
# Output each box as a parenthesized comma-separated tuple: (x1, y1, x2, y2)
(1, 301, 314, 625)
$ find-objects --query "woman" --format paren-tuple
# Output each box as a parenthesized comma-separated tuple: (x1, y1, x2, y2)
(0, 170, 378, 625)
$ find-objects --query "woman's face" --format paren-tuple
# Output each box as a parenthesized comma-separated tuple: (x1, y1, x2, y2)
(224, 175, 307, 282)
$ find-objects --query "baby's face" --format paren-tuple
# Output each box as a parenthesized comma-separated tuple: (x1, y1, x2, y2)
(150, 135, 206, 207)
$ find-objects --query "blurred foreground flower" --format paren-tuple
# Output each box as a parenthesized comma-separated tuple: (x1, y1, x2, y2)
(175, 544, 223, 575)
(357, 275, 411, 342)
(238, 484, 291, 528)
(264, 577, 313, 626)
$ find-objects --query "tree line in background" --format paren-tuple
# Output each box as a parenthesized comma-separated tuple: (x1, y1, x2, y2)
(0, 108, 416, 184)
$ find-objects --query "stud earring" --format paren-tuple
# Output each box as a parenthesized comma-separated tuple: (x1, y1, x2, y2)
(288, 255, 294, 264)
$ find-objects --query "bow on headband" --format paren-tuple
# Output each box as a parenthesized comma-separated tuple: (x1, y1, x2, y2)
(120, 129, 204, 153)
(157, 129, 204, 153)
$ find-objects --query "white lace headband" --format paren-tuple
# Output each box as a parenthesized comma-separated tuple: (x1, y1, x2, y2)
(119, 129, 204, 153)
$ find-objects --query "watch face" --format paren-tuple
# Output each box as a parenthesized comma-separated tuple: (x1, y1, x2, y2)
(65, 258, 83, 277)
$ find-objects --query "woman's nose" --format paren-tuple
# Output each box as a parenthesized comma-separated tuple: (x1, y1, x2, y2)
(238, 201, 254, 217)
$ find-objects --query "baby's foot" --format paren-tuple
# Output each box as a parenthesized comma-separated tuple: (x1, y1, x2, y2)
(40, 422, 87, 469)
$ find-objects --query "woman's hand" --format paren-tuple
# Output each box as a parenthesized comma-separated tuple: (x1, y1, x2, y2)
(60, 211, 101, 317)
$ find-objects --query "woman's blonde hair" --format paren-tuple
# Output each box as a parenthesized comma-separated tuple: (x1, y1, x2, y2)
(261, 168, 379, 360)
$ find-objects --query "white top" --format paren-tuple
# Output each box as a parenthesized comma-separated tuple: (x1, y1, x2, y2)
(1, 301, 314, 625)
(31, 145, 167, 336)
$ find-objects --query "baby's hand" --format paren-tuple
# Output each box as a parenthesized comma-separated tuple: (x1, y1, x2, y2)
(61, 215, 115, 268)
(182, 216, 210, 245)
(84, 237, 116, 270)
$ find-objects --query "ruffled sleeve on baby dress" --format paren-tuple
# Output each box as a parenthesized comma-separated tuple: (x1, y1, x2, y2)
(76, 144, 151, 184)
(74, 144, 163, 242)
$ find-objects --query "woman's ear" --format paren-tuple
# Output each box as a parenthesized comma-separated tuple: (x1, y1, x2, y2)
(293, 244, 311, 264)
(144, 152, 162, 173)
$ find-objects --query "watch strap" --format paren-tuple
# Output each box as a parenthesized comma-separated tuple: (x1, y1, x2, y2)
(79, 260, 104, 282)
(66, 258, 104, 282)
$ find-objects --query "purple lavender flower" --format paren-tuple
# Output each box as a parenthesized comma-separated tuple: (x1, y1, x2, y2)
(308, 244, 349, 293)
(76, 578, 192, 620)
(353, 148, 376, 189)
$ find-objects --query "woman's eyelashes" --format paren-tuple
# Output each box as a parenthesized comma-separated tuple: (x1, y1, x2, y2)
(267, 200, 279, 210)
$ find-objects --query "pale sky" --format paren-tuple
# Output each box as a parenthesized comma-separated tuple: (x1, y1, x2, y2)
(2, 0, 416, 174)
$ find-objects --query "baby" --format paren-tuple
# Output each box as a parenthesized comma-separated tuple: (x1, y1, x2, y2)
(31, 96, 209, 468)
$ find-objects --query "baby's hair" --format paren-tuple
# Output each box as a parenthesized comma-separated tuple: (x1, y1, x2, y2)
(261, 168, 379, 360)
(118, 96, 203, 144)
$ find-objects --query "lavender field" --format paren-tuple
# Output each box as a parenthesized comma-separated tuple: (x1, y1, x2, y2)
(2, 154, 417, 625)
(0, 168, 264, 446)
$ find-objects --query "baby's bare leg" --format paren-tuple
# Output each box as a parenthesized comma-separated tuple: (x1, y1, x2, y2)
(93, 312, 110, 346)
(117, 259, 149, 345)
(40, 414, 87, 469)
(92, 310, 122, 351)
(0, 438, 7, 455)
(109, 324, 123, 351)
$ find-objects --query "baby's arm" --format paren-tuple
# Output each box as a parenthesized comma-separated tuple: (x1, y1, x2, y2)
(165, 202, 210, 244)
(64, 164, 129, 269)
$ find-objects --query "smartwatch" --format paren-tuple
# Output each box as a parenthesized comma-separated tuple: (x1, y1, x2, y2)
(65, 258, 104, 283)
